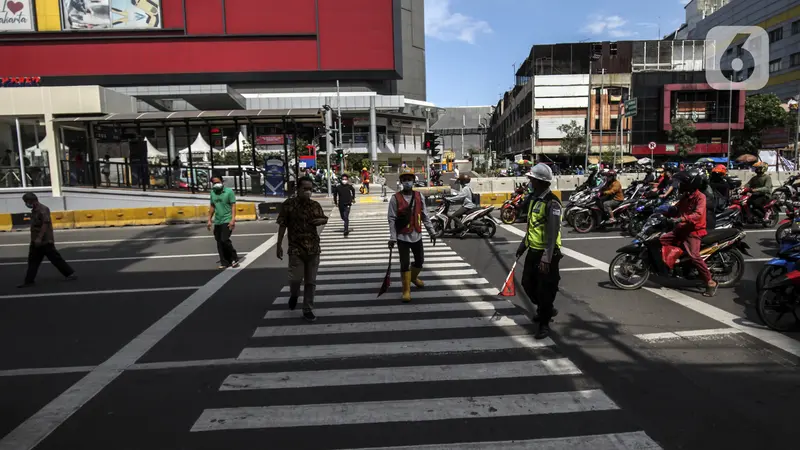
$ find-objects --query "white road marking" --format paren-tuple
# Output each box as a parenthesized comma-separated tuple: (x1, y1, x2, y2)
(502, 225, 800, 360)
(190, 390, 617, 431)
(0, 233, 272, 248)
(319, 256, 462, 266)
(348, 432, 663, 450)
(264, 299, 514, 319)
(281, 277, 490, 292)
(220, 359, 582, 391)
(560, 267, 600, 272)
(253, 315, 529, 337)
(0, 286, 201, 300)
(320, 249, 456, 259)
(314, 268, 478, 281)
(0, 252, 250, 266)
(317, 262, 471, 273)
(0, 366, 96, 378)
(238, 335, 555, 362)
(274, 287, 500, 303)
(0, 235, 278, 450)
(635, 328, 745, 342)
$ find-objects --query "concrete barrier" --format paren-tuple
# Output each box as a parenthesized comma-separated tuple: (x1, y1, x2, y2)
(73, 209, 107, 228)
(235, 203, 257, 221)
(0, 213, 11, 231)
(166, 206, 199, 223)
(133, 207, 167, 226)
(51, 210, 75, 229)
(105, 208, 137, 227)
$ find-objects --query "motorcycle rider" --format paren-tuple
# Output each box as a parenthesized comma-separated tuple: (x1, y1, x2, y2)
(448, 173, 476, 237)
(658, 167, 678, 198)
(662, 169, 718, 297)
(515, 163, 562, 339)
(388, 168, 436, 303)
(578, 164, 601, 191)
(429, 164, 441, 186)
(745, 161, 772, 220)
(710, 164, 730, 200)
(642, 166, 656, 185)
(601, 170, 624, 224)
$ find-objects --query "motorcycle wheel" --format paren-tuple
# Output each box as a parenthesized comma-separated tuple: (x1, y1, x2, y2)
(572, 212, 595, 234)
(500, 207, 517, 225)
(763, 207, 780, 228)
(756, 264, 787, 293)
(608, 253, 650, 290)
(708, 249, 745, 288)
(775, 222, 793, 245)
(772, 190, 788, 204)
(477, 220, 497, 238)
(565, 208, 576, 227)
(432, 219, 445, 239)
(757, 287, 800, 332)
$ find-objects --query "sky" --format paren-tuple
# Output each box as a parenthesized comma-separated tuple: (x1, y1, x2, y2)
(424, 0, 692, 107)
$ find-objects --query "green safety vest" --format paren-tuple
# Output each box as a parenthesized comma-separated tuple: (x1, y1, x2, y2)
(525, 191, 562, 250)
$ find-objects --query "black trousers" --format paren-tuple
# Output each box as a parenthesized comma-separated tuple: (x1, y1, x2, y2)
(338, 204, 351, 231)
(25, 243, 74, 284)
(213, 224, 239, 266)
(397, 239, 424, 272)
(521, 249, 562, 323)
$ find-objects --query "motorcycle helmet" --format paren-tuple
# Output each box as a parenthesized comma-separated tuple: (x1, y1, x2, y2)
(457, 173, 471, 185)
(753, 161, 768, 174)
(673, 169, 703, 192)
(588, 164, 599, 171)
(605, 170, 617, 179)
(712, 164, 727, 175)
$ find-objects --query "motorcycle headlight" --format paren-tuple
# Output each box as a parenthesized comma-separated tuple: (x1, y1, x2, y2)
(636, 206, 644, 212)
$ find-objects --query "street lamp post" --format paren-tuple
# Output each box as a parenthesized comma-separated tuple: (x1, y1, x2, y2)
(727, 79, 733, 168)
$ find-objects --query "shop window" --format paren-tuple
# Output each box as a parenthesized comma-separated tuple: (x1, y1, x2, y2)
(769, 58, 782, 73)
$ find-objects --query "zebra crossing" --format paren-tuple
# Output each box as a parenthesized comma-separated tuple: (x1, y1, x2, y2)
(188, 203, 663, 449)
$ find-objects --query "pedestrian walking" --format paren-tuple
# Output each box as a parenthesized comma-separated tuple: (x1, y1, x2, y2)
(276, 176, 328, 322)
(18, 193, 76, 288)
(207, 176, 240, 269)
(388, 168, 436, 303)
(333, 173, 356, 236)
(515, 163, 562, 339)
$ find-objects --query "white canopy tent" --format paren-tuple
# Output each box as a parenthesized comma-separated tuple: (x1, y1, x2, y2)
(223, 132, 251, 153)
(144, 137, 167, 160)
(178, 133, 213, 162)
(25, 139, 68, 156)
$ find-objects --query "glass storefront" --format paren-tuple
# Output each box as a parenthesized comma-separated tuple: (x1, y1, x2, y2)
(0, 118, 51, 189)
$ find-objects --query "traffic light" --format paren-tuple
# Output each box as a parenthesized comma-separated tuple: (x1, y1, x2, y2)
(335, 149, 344, 162)
(424, 132, 440, 159)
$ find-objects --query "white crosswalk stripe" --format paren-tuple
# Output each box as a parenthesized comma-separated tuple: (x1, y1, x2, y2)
(189, 203, 663, 449)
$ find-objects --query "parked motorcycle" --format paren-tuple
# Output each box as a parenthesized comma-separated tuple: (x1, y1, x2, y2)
(757, 267, 800, 332)
(608, 213, 749, 290)
(500, 184, 528, 224)
(431, 199, 497, 239)
(775, 200, 800, 245)
(756, 238, 800, 292)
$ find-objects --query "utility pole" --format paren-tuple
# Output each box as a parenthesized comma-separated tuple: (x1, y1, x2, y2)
(727, 79, 733, 168)
(425, 107, 431, 183)
(531, 71, 537, 161)
(585, 59, 593, 169)
(461, 114, 465, 160)
(599, 68, 606, 166)
(336, 80, 343, 175)
(324, 108, 333, 196)
(794, 87, 800, 168)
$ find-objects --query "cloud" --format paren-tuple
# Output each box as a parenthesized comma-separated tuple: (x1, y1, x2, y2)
(425, 0, 492, 44)
(582, 15, 638, 38)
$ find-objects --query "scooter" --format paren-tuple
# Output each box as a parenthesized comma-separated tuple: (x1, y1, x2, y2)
(756, 238, 800, 292)
(775, 200, 800, 245)
(608, 212, 749, 291)
(728, 187, 781, 228)
(757, 267, 800, 332)
(500, 184, 528, 224)
(431, 199, 497, 239)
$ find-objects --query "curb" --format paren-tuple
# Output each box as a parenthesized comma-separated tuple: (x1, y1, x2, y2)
(0, 202, 266, 232)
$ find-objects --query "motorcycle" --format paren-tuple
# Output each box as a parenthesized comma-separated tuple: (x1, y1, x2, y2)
(757, 267, 800, 331)
(728, 187, 780, 228)
(564, 188, 596, 227)
(775, 200, 800, 245)
(756, 238, 800, 292)
(771, 174, 800, 205)
(431, 199, 497, 239)
(500, 184, 528, 224)
(608, 212, 749, 290)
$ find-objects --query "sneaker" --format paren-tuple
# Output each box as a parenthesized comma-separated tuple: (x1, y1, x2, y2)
(231, 260, 240, 268)
(288, 296, 298, 311)
(65, 274, 78, 281)
(344, 230, 350, 237)
(303, 309, 317, 322)
(217, 264, 227, 269)
(535, 323, 551, 340)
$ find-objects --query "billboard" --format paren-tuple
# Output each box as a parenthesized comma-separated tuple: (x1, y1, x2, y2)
(61, 0, 161, 30)
(0, 0, 34, 31)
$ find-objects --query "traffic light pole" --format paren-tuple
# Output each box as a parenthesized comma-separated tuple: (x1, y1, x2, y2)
(425, 108, 431, 184)
(325, 109, 334, 197)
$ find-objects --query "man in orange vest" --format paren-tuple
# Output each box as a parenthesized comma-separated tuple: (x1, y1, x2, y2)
(388, 168, 436, 302)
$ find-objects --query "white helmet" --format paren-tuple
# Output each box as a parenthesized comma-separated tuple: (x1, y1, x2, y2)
(526, 163, 553, 183)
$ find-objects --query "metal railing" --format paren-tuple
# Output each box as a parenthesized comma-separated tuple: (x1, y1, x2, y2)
(0, 165, 51, 188)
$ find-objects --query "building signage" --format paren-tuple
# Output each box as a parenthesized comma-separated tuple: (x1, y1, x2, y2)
(264, 159, 285, 196)
(0, 0, 34, 32)
(1, 76, 40, 87)
(61, 0, 162, 30)
(256, 135, 294, 145)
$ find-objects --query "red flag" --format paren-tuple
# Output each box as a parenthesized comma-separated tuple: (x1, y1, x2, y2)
(377, 247, 393, 297)
(499, 261, 517, 297)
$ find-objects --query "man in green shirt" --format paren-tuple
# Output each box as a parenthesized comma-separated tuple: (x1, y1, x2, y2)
(207, 176, 240, 268)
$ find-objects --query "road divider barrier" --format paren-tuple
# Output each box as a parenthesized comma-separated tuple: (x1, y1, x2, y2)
(0, 202, 262, 232)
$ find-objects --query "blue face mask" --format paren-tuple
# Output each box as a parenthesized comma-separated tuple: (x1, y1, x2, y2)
(402, 181, 414, 190)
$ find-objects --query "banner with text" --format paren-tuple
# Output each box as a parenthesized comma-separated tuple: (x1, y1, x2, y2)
(0, 0, 34, 31)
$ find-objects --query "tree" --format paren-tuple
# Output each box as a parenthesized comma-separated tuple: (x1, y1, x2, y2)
(557, 120, 587, 166)
(734, 93, 789, 156)
(668, 117, 697, 158)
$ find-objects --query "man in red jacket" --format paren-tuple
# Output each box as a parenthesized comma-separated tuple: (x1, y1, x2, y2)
(660, 169, 718, 297)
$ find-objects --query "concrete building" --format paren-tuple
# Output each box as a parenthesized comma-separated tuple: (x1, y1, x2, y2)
(685, 0, 800, 101)
(430, 106, 494, 161)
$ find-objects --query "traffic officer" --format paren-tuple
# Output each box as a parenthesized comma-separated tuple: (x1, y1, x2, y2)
(515, 163, 562, 339)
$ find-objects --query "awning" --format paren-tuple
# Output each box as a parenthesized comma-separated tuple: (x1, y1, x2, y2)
(53, 109, 323, 124)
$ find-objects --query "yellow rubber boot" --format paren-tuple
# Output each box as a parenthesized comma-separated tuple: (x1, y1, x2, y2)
(401, 271, 412, 303)
(410, 266, 425, 288)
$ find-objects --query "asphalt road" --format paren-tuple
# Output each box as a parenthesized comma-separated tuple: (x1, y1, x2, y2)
(0, 203, 798, 450)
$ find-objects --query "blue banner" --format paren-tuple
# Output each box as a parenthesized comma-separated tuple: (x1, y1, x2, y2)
(264, 158, 285, 196)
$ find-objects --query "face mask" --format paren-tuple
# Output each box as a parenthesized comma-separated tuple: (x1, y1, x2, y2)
(341, 179, 349, 185)
(401, 181, 414, 191)
(299, 190, 312, 200)
(25, 202, 34, 209)
(212, 183, 223, 191)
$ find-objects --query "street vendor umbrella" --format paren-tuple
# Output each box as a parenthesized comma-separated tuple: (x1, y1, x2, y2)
(377, 247, 393, 297)
(736, 153, 758, 163)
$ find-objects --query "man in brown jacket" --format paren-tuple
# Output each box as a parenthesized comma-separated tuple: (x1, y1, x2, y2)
(602, 170, 624, 223)
(18, 193, 76, 288)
